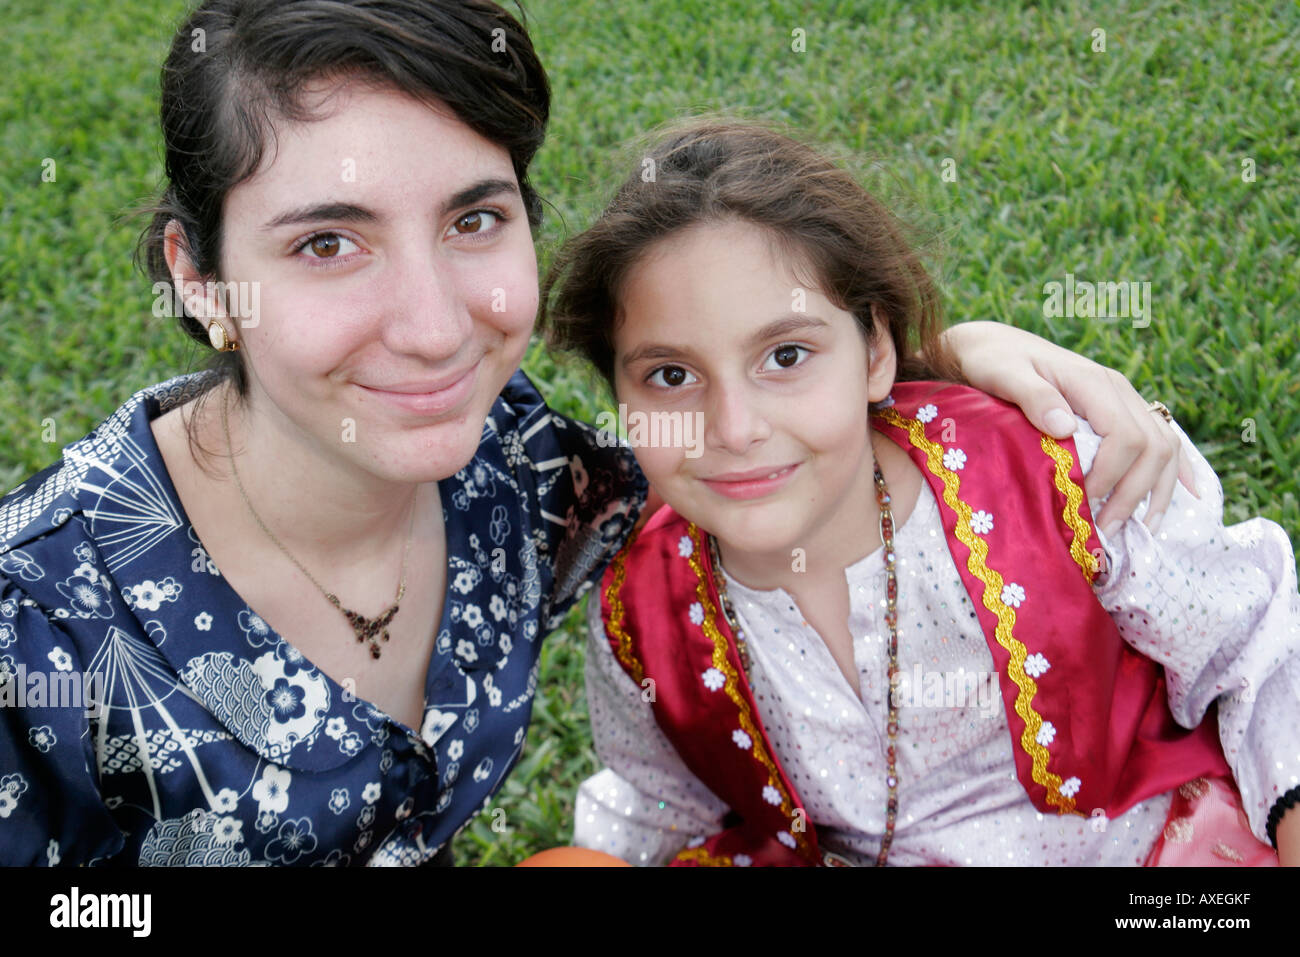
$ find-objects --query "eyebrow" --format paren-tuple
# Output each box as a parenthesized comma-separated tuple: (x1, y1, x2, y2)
(620, 314, 831, 369)
(259, 178, 520, 231)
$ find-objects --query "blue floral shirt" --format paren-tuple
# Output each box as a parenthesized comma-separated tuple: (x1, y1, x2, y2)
(0, 370, 645, 865)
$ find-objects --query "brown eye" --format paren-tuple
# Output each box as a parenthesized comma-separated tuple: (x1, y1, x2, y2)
(773, 345, 800, 367)
(309, 235, 341, 257)
(662, 366, 687, 386)
(454, 212, 484, 234)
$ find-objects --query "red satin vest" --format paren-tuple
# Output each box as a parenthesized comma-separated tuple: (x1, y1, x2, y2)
(599, 382, 1230, 866)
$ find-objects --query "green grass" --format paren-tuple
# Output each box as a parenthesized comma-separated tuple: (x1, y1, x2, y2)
(1, 0, 1297, 865)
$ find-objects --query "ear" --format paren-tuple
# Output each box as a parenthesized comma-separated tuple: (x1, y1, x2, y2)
(866, 302, 898, 403)
(163, 220, 230, 327)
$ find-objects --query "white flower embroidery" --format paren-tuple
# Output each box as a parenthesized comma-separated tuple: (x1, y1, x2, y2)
(732, 729, 752, 750)
(942, 448, 967, 471)
(777, 832, 797, 849)
(702, 668, 725, 692)
(1060, 777, 1082, 797)
(678, 536, 693, 559)
(762, 785, 782, 806)
(733, 854, 753, 867)
(194, 611, 213, 631)
(47, 647, 72, 672)
(1036, 721, 1056, 746)
(688, 602, 704, 626)
(970, 510, 994, 535)
(1023, 653, 1050, 678)
(1001, 583, 1026, 607)
(916, 403, 939, 423)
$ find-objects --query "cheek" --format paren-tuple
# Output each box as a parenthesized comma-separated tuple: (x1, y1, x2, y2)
(629, 442, 687, 489)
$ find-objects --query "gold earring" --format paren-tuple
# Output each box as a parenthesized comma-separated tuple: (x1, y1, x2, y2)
(207, 321, 239, 352)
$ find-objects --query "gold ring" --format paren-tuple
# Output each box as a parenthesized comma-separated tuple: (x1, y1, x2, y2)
(1146, 400, 1173, 423)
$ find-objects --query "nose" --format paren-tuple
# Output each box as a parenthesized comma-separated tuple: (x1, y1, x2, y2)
(381, 246, 474, 362)
(704, 377, 772, 456)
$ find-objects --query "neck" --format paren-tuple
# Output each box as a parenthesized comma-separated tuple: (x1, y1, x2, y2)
(211, 384, 424, 570)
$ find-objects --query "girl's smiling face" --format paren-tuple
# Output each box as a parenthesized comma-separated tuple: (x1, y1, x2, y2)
(180, 80, 539, 484)
(613, 219, 896, 563)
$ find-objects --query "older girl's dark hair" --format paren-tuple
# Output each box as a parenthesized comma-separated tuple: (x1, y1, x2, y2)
(542, 119, 961, 391)
(136, 0, 550, 468)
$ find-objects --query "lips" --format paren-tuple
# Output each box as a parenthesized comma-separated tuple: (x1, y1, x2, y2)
(357, 360, 481, 417)
(699, 463, 799, 501)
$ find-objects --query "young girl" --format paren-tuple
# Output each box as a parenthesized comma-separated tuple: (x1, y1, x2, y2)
(544, 120, 1300, 867)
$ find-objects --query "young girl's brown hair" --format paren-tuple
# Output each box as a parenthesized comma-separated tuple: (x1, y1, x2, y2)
(542, 118, 962, 389)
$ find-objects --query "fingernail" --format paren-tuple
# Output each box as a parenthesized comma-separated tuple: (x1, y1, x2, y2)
(1101, 520, 1121, 540)
(1145, 510, 1164, 535)
(1045, 409, 1075, 436)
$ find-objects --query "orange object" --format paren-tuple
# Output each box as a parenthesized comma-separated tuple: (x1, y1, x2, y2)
(515, 847, 632, 867)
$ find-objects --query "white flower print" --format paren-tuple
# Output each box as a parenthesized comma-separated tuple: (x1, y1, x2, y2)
(1036, 721, 1057, 746)
(970, 510, 994, 535)
(362, 781, 382, 805)
(213, 817, 243, 845)
(325, 717, 348, 740)
(942, 448, 967, 471)
(255, 810, 278, 834)
(499, 634, 512, 655)
(487, 685, 502, 707)
(46, 839, 60, 866)
(239, 610, 273, 647)
(762, 785, 782, 806)
(1001, 583, 1026, 608)
(252, 765, 292, 815)
(489, 594, 507, 622)
(0, 655, 15, 684)
(688, 602, 704, 626)
(702, 668, 726, 692)
(452, 570, 476, 595)
(56, 568, 112, 619)
(47, 647, 73, 672)
(213, 788, 239, 813)
(73, 562, 99, 584)
(194, 611, 213, 631)
(462, 604, 484, 629)
(733, 854, 753, 867)
(916, 403, 939, 424)
(0, 598, 15, 618)
(732, 729, 752, 750)
(1060, 777, 1082, 798)
(28, 726, 56, 753)
(455, 639, 478, 663)
(266, 818, 318, 864)
(329, 789, 351, 815)
(678, 536, 694, 559)
(1023, 653, 1051, 678)
(0, 623, 14, 649)
(777, 831, 797, 849)
(126, 579, 168, 611)
(448, 739, 465, 761)
(0, 791, 16, 818)
(339, 733, 364, 756)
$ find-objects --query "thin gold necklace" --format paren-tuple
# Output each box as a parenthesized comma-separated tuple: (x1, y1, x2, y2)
(710, 460, 899, 866)
(220, 395, 417, 660)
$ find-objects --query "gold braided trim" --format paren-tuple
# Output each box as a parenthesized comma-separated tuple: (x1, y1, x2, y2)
(685, 523, 818, 859)
(874, 407, 1079, 815)
(673, 846, 734, 867)
(1039, 435, 1101, 583)
(603, 528, 645, 687)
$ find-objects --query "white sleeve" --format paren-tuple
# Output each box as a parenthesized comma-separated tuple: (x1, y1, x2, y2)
(1072, 415, 1300, 845)
(573, 595, 729, 865)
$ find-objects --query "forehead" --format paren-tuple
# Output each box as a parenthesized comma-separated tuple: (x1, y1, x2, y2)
(225, 80, 516, 217)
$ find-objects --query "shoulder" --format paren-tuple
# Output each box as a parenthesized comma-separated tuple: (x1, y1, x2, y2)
(0, 372, 218, 555)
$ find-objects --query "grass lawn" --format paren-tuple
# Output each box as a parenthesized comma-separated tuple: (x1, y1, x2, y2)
(1, 0, 1296, 865)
